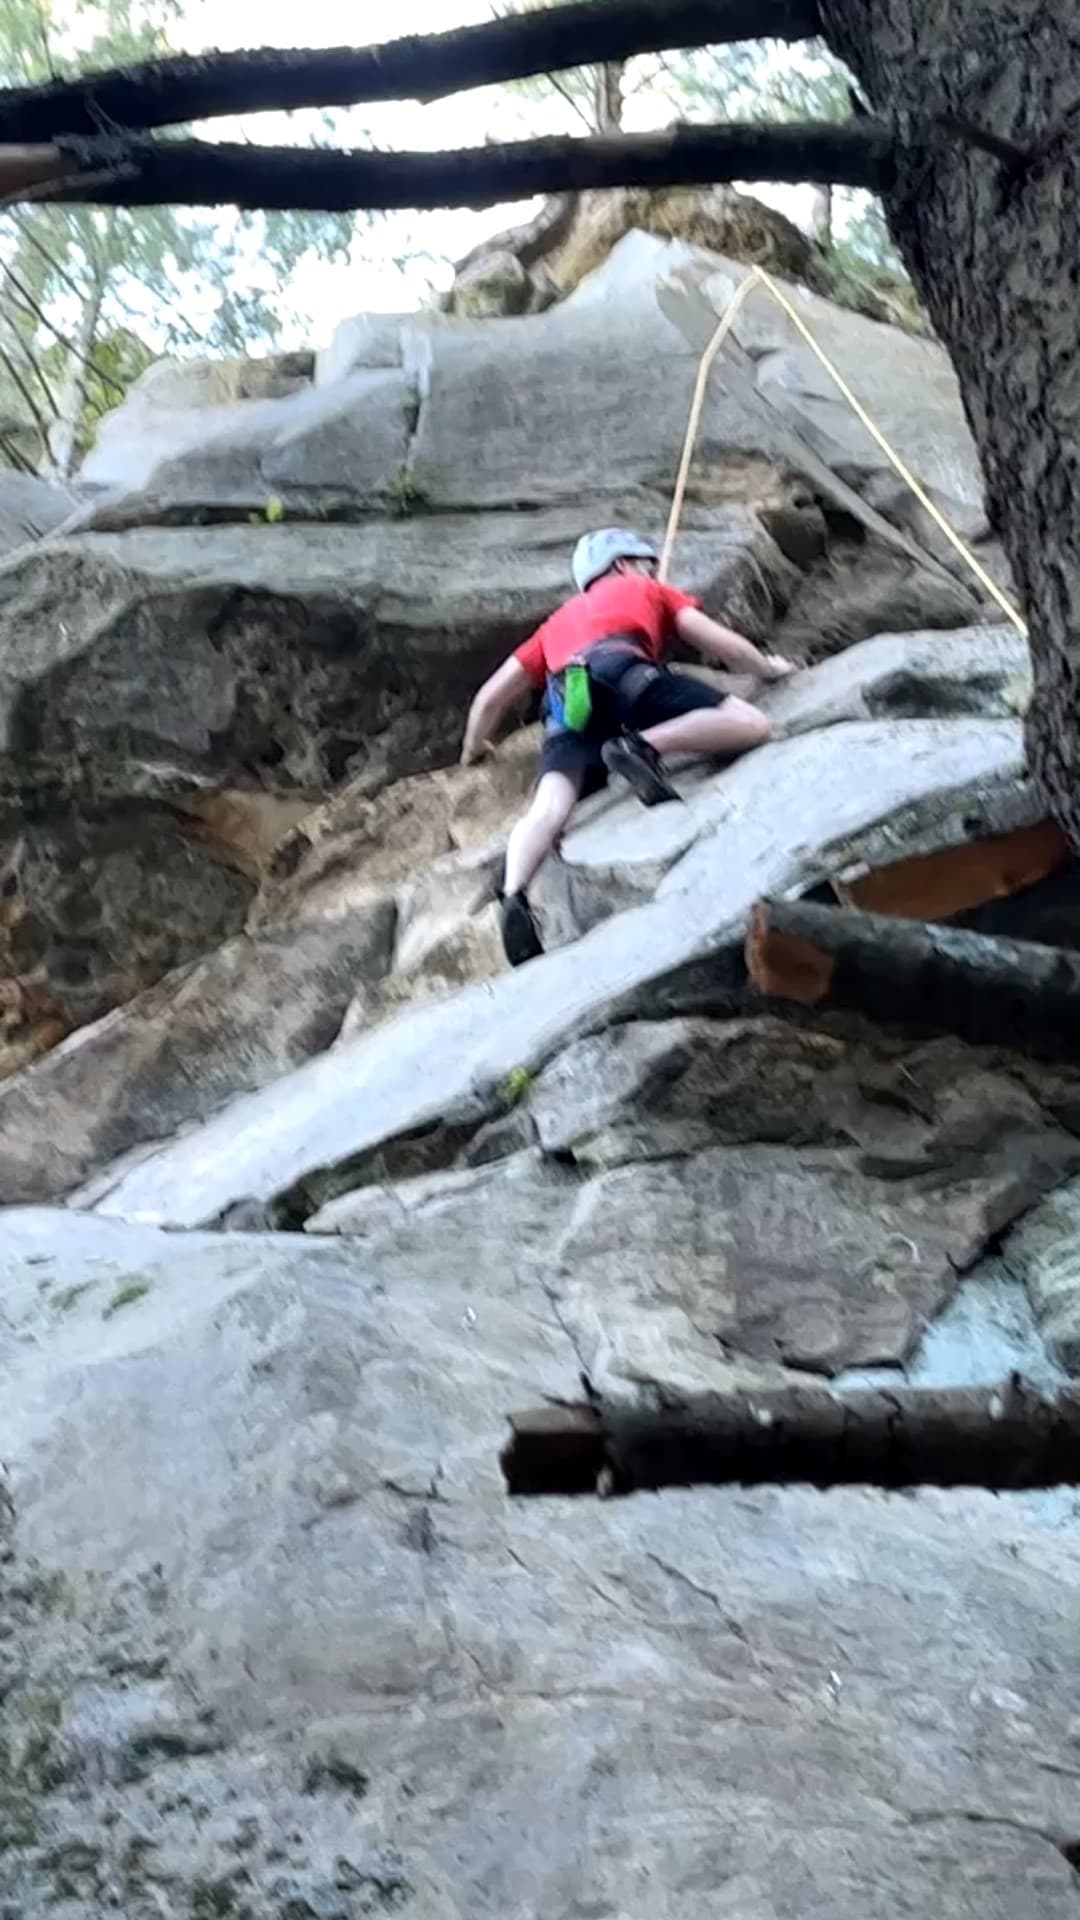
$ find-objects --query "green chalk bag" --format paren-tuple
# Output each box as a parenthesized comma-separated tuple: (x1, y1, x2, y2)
(563, 662, 593, 733)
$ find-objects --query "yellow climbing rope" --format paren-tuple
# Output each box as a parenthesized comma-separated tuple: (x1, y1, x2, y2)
(659, 264, 1028, 638)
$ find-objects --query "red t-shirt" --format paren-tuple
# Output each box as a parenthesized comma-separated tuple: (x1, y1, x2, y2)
(514, 574, 700, 688)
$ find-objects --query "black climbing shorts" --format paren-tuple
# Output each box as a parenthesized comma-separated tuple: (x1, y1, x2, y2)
(538, 665, 726, 796)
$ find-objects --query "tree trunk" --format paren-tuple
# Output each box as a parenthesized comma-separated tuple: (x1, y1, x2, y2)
(501, 1381, 1080, 1496)
(817, 0, 1080, 847)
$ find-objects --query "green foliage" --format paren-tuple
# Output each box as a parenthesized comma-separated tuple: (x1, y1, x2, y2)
(0, 0, 359, 475)
(500, 1065, 535, 1109)
(385, 468, 428, 517)
(102, 1279, 151, 1317)
(661, 38, 915, 304)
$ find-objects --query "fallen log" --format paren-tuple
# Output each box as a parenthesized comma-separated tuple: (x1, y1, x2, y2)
(501, 1381, 1080, 1496)
(745, 896, 1080, 1060)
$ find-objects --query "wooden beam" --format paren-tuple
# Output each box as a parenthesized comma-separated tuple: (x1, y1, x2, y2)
(746, 895, 1080, 1060)
(502, 1381, 1080, 1496)
(20, 121, 892, 211)
(0, 1, 822, 142)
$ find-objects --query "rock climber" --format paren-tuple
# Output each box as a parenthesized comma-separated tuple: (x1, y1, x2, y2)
(460, 526, 797, 968)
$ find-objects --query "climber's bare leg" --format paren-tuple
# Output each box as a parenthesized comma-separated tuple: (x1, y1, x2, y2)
(503, 770, 583, 897)
(640, 697, 773, 761)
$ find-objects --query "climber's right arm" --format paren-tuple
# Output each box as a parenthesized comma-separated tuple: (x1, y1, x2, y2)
(460, 657, 535, 765)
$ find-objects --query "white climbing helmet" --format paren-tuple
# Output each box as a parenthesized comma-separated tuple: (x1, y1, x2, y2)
(571, 527, 659, 593)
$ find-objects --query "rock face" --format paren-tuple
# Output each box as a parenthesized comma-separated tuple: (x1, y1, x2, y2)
(0, 470, 75, 556)
(3, 225, 1080, 1920)
(0, 623, 1037, 1208)
(0, 231, 1001, 1037)
(5, 1201, 1080, 1918)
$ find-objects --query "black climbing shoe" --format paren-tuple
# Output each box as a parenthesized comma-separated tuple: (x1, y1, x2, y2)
(602, 730, 682, 808)
(499, 890, 544, 968)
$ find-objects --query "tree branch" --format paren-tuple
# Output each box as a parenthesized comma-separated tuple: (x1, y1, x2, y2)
(0, 0, 822, 142)
(0, 337, 49, 447)
(501, 1381, 1080, 1496)
(0, 121, 893, 211)
(745, 895, 1080, 1063)
(1, 256, 125, 397)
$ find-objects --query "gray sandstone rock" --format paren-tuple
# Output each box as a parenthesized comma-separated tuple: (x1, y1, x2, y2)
(4, 1207, 1080, 1916)
(0, 900, 394, 1204)
(1, 217, 1076, 1920)
(1002, 1179, 1080, 1370)
(309, 1019, 1080, 1387)
(0, 469, 76, 556)
(73, 715, 1027, 1227)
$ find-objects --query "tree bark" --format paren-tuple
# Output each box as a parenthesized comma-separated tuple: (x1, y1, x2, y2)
(0, 0, 821, 141)
(501, 1380, 1080, 1495)
(815, 0, 1080, 848)
(3, 123, 892, 209)
(746, 895, 1080, 1060)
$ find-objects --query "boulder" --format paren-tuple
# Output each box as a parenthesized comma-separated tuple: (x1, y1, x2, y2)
(4, 1205, 1080, 1916)
(4, 211, 1078, 1920)
(450, 247, 536, 318)
(80, 350, 315, 494)
(84, 236, 991, 663)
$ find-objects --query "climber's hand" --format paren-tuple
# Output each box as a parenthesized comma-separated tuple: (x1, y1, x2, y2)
(762, 654, 797, 681)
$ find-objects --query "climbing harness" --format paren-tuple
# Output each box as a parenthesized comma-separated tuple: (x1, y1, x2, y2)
(548, 641, 663, 736)
(562, 661, 593, 732)
(658, 264, 1028, 639)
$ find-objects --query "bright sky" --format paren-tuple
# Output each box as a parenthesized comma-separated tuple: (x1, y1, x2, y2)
(169, 0, 595, 336)
(137, 0, 819, 351)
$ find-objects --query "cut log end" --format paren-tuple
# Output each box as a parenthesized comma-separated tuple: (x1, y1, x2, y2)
(501, 1405, 604, 1496)
(746, 900, 836, 1003)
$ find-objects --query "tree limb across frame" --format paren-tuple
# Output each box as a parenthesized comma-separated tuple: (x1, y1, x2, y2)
(0, 121, 894, 210)
(0, 0, 822, 142)
(745, 895, 1080, 1063)
(501, 1381, 1080, 1497)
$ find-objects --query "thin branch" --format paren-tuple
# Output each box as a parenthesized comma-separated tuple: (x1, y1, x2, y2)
(1, 255, 124, 396)
(0, 427, 36, 471)
(4, 121, 893, 211)
(6, 206, 97, 304)
(545, 70, 599, 135)
(0, 0, 822, 142)
(0, 336, 49, 446)
(6, 212, 206, 350)
(0, 276, 61, 415)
